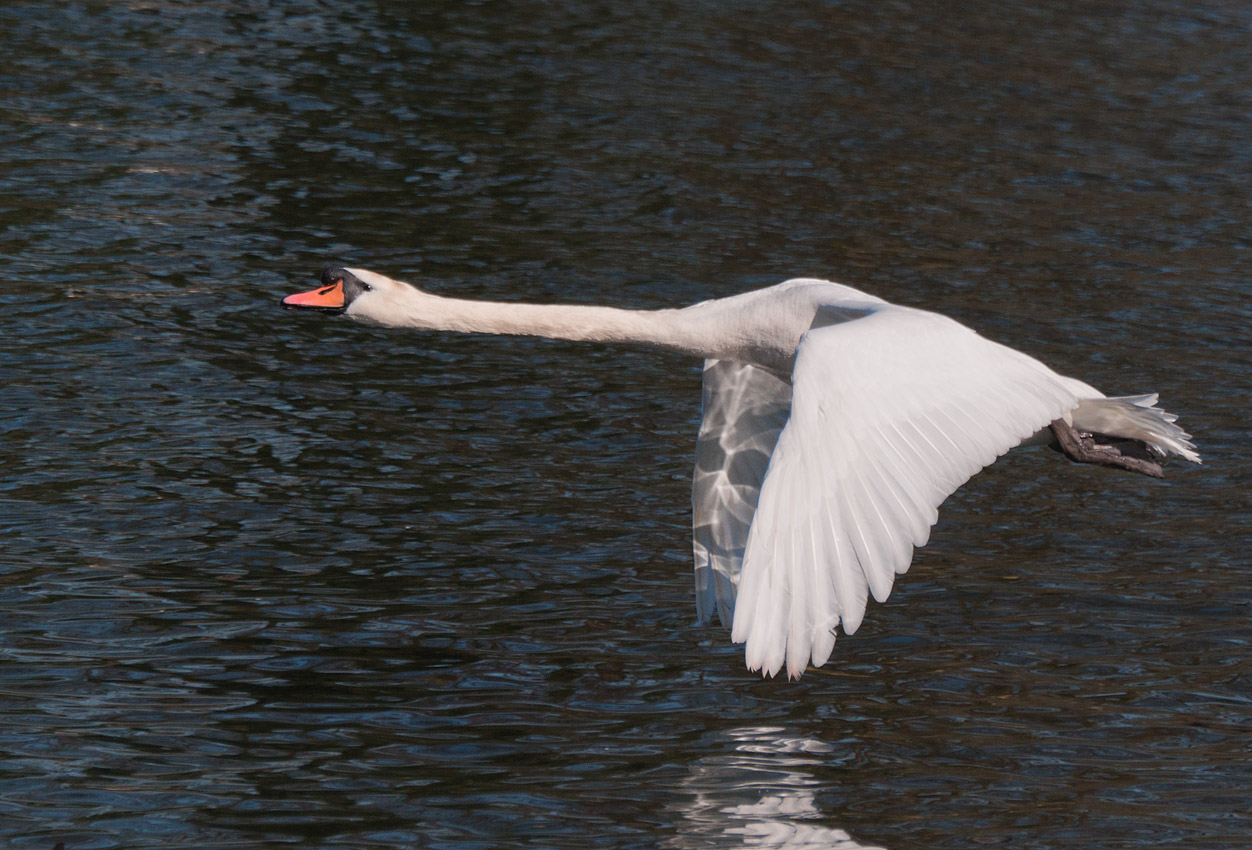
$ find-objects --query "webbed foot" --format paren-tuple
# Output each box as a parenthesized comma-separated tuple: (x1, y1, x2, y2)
(1050, 418, 1165, 478)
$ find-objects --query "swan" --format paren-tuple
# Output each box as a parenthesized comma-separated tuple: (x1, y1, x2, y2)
(282, 267, 1200, 679)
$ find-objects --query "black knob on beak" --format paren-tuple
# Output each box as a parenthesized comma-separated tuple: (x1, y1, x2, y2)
(320, 266, 349, 286)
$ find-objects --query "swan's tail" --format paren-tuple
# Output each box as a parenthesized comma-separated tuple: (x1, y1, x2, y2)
(1071, 394, 1201, 464)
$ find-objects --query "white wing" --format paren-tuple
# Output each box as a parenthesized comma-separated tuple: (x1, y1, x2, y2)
(730, 306, 1082, 679)
(692, 359, 791, 628)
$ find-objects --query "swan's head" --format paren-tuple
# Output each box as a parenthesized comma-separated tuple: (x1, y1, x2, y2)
(281, 267, 419, 325)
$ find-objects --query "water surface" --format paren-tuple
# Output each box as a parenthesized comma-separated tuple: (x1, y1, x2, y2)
(1, 2, 1249, 848)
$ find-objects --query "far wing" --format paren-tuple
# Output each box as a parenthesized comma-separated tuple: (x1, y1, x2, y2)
(730, 307, 1081, 678)
(692, 359, 791, 628)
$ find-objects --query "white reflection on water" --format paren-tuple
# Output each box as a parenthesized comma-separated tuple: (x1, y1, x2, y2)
(670, 726, 885, 849)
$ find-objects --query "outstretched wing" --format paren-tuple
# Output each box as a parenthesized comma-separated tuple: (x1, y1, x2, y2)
(730, 306, 1082, 678)
(692, 359, 791, 628)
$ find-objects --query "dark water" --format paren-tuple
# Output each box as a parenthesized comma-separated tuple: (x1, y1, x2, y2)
(2, 2, 1250, 848)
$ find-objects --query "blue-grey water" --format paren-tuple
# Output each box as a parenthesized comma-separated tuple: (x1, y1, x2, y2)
(2, 2, 1250, 848)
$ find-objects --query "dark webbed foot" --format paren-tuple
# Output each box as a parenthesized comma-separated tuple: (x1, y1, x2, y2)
(1050, 418, 1165, 478)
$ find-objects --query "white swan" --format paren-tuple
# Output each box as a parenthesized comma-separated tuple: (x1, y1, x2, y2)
(283, 267, 1200, 679)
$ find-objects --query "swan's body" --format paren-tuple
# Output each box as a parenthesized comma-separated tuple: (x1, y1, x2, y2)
(284, 268, 1199, 678)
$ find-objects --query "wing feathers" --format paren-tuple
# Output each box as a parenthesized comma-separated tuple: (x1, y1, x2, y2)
(692, 360, 791, 629)
(731, 307, 1082, 678)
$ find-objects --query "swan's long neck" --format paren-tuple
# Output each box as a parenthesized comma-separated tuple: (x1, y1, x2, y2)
(357, 286, 720, 359)
(346, 272, 826, 375)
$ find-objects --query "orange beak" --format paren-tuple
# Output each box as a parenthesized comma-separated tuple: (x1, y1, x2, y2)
(281, 280, 346, 312)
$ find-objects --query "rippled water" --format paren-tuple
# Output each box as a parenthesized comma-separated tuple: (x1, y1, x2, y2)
(2, 2, 1250, 848)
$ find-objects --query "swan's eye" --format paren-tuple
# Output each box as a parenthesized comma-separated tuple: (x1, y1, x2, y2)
(361, 282, 373, 292)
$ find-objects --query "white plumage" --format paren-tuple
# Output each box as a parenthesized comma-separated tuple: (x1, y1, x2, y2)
(728, 308, 1080, 677)
(284, 269, 1200, 679)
